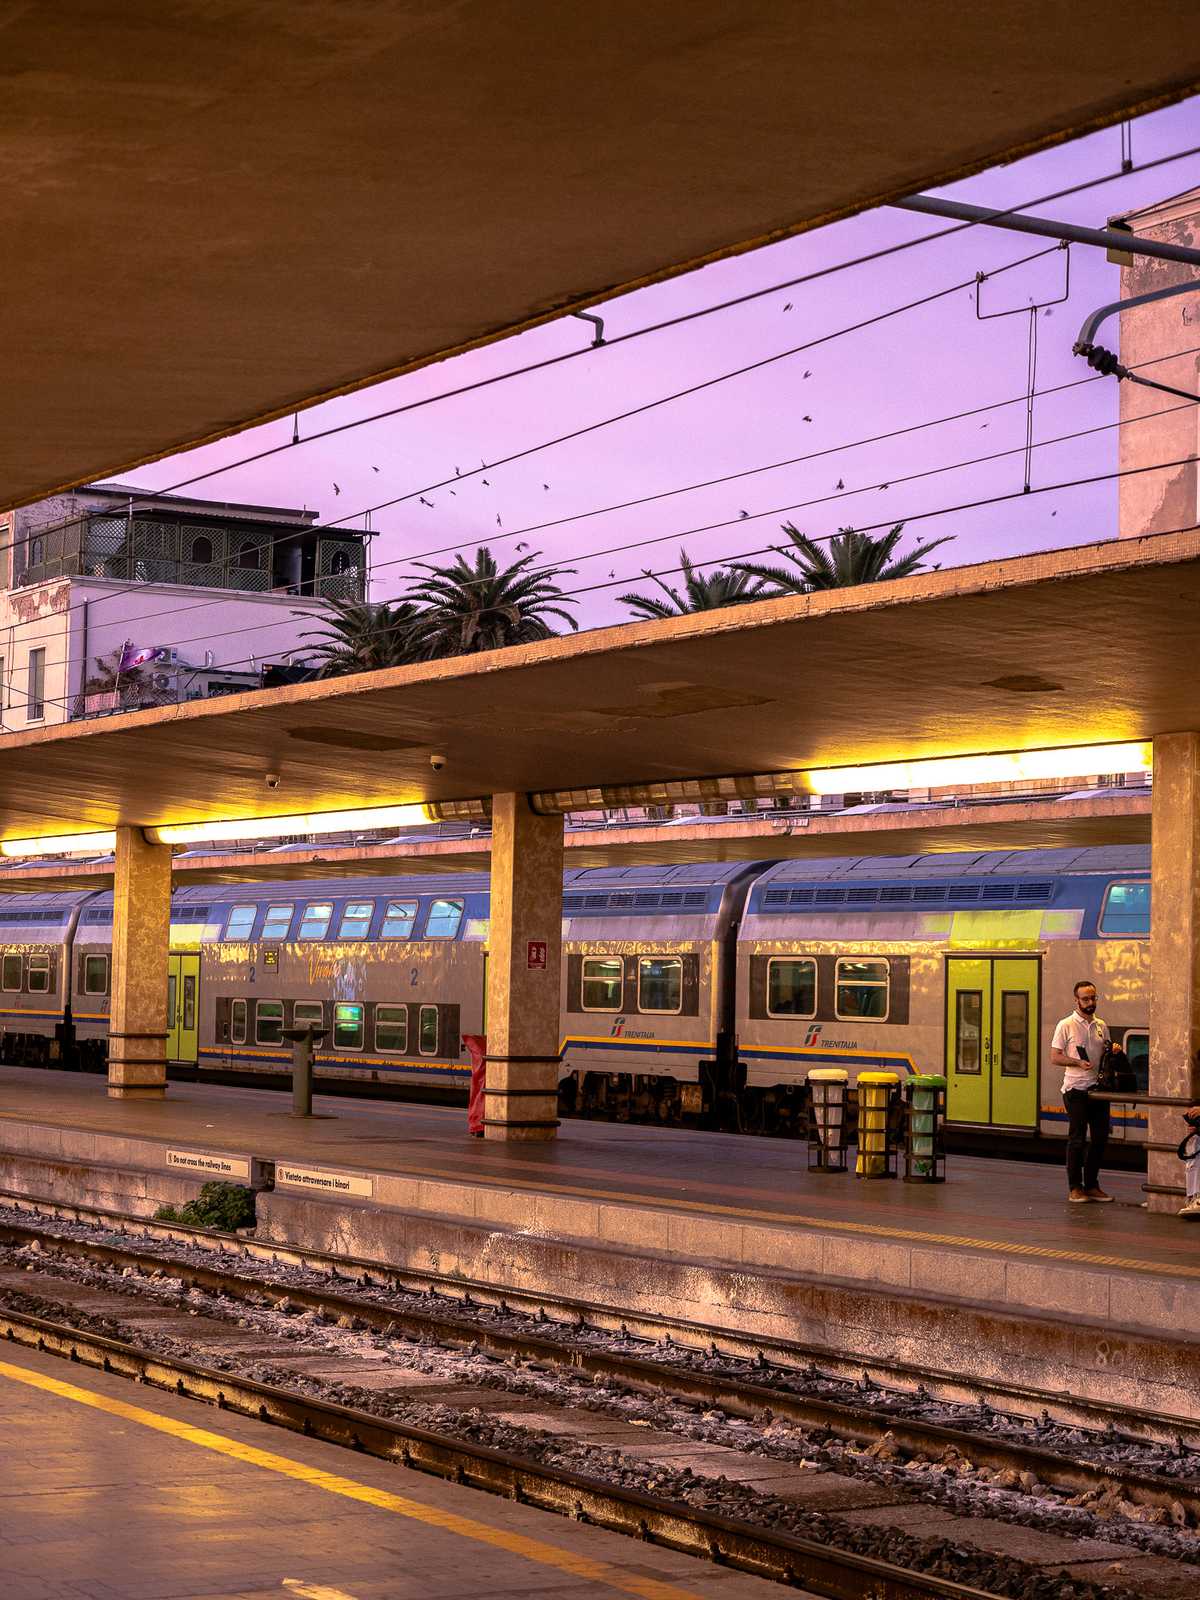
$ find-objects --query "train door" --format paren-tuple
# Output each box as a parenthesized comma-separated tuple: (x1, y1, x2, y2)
(945, 956, 1039, 1127)
(166, 952, 200, 1065)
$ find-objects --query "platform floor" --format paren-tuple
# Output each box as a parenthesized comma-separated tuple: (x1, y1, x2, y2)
(0, 1065, 1192, 1284)
(0, 1341, 779, 1600)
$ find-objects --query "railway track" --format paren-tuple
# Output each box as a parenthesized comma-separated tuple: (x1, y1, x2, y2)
(2, 1193, 1192, 1596)
(2, 1187, 1197, 1450)
(2, 1301, 1017, 1600)
(1, 1205, 1197, 1527)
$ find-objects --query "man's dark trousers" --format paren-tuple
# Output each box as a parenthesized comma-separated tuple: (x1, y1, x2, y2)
(1064, 1088, 1109, 1190)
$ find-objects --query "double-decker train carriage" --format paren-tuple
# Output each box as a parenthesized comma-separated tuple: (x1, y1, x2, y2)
(0, 845, 1152, 1150)
(735, 845, 1151, 1141)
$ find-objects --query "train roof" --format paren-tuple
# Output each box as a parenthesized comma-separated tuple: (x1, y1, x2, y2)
(753, 845, 1150, 886)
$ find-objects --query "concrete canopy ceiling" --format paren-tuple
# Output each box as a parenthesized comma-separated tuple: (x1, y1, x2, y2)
(0, 531, 1193, 841)
(3, 2, 1199, 511)
(0, 792, 1151, 894)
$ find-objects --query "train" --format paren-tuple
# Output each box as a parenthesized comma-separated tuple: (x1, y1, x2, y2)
(0, 843, 1152, 1150)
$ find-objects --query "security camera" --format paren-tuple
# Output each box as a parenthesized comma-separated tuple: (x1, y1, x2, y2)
(429, 753, 446, 772)
(265, 773, 281, 790)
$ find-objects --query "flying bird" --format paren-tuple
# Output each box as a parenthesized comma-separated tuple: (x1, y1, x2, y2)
(449, 489, 457, 497)
(802, 415, 812, 423)
(516, 541, 529, 551)
(879, 482, 890, 490)
(455, 465, 462, 476)
(803, 370, 812, 378)
(739, 510, 749, 519)
(332, 483, 341, 496)
(835, 478, 844, 490)
(782, 302, 792, 312)
(371, 465, 380, 473)
(608, 570, 616, 578)
(543, 483, 550, 490)
(482, 478, 490, 486)
(496, 513, 502, 526)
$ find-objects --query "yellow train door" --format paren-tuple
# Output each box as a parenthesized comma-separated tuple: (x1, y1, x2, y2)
(945, 955, 1039, 1128)
(166, 951, 200, 1065)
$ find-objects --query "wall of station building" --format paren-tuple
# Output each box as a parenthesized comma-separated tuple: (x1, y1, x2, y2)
(1118, 185, 1200, 539)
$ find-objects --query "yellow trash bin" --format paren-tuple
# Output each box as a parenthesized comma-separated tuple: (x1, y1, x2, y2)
(856, 1071, 900, 1178)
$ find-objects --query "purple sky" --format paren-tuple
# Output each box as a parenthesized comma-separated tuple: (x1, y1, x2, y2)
(105, 99, 1200, 632)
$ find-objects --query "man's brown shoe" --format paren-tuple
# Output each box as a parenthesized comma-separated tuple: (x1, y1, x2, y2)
(1085, 1187, 1113, 1203)
(1068, 1188, 1090, 1203)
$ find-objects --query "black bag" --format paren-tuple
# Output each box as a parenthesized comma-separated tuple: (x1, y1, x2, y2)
(1096, 1043, 1118, 1092)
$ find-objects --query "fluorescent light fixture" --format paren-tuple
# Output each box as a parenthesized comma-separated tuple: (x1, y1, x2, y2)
(146, 803, 435, 846)
(801, 741, 1153, 795)
(531, 741, 1153, 812)
(0, 830, 118, 858)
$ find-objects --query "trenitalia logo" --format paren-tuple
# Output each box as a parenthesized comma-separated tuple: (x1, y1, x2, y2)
(803, 1025, 860, 1049)
(610, 1017, 653, 1039)
(612, 1017, 626, 1037)
(804, 1024, 821, 1047)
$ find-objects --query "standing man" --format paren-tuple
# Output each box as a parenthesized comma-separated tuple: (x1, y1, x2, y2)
(1051, 980, 1120, 1204)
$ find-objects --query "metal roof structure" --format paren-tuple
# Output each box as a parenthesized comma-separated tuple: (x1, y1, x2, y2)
(3, 3, 1197, 512)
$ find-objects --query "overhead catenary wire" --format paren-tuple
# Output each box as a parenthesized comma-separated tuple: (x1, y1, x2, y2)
(11, 131, 1200, 567)
(8, 342, 1200, 699)
(51, 440, 1200, 687)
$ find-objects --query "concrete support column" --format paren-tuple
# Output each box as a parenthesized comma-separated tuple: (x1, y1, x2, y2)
(108, 825, 172, 1099)
(1147, 733, 1200, 1210)
(484, 793, 563, 1141)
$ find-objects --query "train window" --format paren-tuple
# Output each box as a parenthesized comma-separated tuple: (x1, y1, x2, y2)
(1122, 1030, 1150, 1093)
(83, 954, 109, 995)
(1099, 880, 1150, 937)
(999, 991, 1029, 1077)
(26, 953, 50, 993)
(766, 957, 816, 1018)
(954, 991, 983, 1073)
(375, 1004, 408, 1053)
(418, 1004, 439, 1054)
(230, 999, 248, 1045)
(338, 901, 374, 939)
(2, 954, 21, 992)
(261, 903, 294, 940)
(382, 899, 418, 939)
(333, 1002, 364, 1050)
(224, 904, 257, 941)
(424, 899, 464, 939)
(637, 956, 682, 1014)
(293, 1000, 324, 1030)
(581, 957, 623, 1011)
(255, 1000, 284, 1044)
(297, 902, 333, 940)
(835, 958, 889, 1020)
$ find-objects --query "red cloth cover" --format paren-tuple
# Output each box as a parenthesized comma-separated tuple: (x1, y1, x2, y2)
(464, 1033, 487, 1134)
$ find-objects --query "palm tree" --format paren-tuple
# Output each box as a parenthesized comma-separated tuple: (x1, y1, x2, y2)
(404, 547, 578, 658)
(297, 598, 421, 676)
(618, 548, 769, 619)
(733, 522, 954, 593)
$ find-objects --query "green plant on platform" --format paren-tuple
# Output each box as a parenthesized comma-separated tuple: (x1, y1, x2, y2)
(155, 1181, 256, 1232)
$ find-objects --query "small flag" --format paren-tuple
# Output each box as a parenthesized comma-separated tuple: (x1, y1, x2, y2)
(119, 644, 165, 672)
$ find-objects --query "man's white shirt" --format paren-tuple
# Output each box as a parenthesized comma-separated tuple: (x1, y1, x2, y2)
(1053, 1010, 1110, 1094)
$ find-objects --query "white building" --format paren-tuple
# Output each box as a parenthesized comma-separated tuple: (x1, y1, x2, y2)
(0, 485, 368, 728)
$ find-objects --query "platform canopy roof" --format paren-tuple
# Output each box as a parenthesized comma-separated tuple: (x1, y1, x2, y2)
(3, 2, 1198, 512)
(0, 791, 1151, 893)
(0, 532, 1192, 848)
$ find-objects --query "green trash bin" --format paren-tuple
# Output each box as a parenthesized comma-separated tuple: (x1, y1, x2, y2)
(807, 1068, 849, 1173)
(905, 1073, 947, 1182)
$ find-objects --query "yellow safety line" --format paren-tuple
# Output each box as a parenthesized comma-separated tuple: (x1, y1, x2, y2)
(0, 1358, 702, 1600)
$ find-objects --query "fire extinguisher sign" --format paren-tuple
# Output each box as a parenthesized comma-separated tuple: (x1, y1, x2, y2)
(527, 940, 548, 970)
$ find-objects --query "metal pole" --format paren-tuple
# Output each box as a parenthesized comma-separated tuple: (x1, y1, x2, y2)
(292, 1030, 313, 1117)
(892, 195, 1200, 268)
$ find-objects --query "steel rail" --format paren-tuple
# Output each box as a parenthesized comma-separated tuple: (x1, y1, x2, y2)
(0, 1303, 1010, 1600)
(4, 1214, 1198, 1523)
(3, 1188, 1195, 1450)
